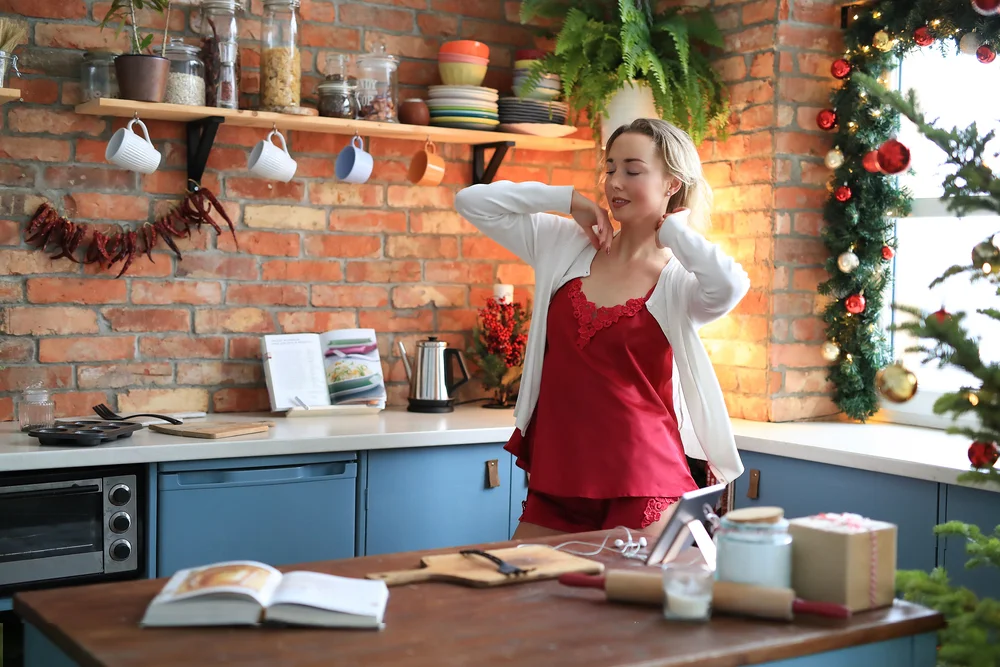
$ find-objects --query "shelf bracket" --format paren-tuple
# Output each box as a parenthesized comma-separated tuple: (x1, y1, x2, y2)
(472, 141, 515, 185)
(186, 116, 225, 190)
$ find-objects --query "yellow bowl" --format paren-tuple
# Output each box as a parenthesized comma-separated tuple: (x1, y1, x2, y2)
(439, 62, 487, 87)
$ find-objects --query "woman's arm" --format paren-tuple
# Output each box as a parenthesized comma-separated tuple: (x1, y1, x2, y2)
(657, 209, 751, 325)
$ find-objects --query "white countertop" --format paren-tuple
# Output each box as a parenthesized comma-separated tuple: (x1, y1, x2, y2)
(0, 407, 987, 491)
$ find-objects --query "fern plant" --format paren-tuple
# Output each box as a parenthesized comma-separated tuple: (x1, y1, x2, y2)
(518, 0, 729, 144)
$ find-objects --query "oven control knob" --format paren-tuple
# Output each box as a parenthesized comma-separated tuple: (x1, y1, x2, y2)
(110, 539, 132, 562)
(110, 511, 131, 533)
(109, 483, 131, 506)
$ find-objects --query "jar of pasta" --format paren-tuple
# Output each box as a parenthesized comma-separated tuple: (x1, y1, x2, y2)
(260, 0, 301, 111)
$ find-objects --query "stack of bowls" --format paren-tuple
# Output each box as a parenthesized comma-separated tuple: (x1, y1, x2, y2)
(439, 40, 489, 87)
(512, 50, 560, 101)
(427, 85, 499, 131)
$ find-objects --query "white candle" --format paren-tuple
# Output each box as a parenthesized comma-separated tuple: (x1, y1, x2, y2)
(665, 591, 712, 620)
(493, 284, 514, 303)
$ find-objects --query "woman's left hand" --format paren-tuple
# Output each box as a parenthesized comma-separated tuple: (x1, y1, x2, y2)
(655, 207, 689, 249)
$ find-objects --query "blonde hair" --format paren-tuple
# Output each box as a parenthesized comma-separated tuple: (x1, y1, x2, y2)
(604, 118, 713, 231)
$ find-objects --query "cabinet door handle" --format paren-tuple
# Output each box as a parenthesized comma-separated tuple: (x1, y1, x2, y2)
(747, 469, 760, 500)
(486, 459, 500, 489)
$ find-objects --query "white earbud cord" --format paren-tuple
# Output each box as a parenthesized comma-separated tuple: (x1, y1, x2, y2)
(515, 526, 648, 560)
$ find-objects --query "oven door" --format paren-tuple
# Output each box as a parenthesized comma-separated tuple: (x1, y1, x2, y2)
(0, 477, 106, 587)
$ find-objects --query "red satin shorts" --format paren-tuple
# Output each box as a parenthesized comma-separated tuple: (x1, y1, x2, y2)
(519, 490, 679, 533)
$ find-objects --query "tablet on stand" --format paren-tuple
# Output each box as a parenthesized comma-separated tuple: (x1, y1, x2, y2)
(643, 482, 727, 569)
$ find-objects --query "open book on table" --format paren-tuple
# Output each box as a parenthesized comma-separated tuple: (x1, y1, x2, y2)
(140, 561, 389, 629)
(262, 328, 387, 412)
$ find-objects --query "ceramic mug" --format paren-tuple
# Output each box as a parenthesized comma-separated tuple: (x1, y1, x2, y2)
(336, 135, 374, 184)
(248, 129, 297, 182)
(407, 140, 445, 187)
(105, 118, 161, 174)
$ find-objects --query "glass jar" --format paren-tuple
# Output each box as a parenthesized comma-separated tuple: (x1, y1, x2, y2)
(163, 39, 206, 106)
(260, 0, 301, 111)
(199, 0, 243, 109)
(80, 50, 119, 102)
(318, 53, 357, 119)
(356, 41, 399, 122)
(17, 389, 55, 432)
(714, 507, 793, 589)
(662, 562, 713, 622)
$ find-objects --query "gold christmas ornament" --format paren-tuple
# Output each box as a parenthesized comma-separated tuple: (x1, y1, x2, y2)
(837, 250, 860, 273)
(873, 30, 894, 51)
(876, 361, 918, 403)
(821, 341, 841, 362)
(825, 148, 845, 169)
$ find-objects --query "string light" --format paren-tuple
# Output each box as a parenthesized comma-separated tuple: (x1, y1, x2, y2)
(846, 353, 854, 362)
(872, 10, 882, 18)
(984, 262, 993, 274)
(931, 19, 941, 27)
(968, 393, 980, 406)
(870, 108, 882, 117)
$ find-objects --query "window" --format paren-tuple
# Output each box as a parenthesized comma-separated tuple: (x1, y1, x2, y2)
(881, 47, 1000, 429)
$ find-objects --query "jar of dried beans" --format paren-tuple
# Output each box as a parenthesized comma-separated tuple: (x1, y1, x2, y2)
(199, 0, 243, 109)
(164, 39, 206, 106)
(318, 53, 358, 119)
(81, 50, 120, 102)
(260, 0, 301, 111)
(356, 41, 399, 123)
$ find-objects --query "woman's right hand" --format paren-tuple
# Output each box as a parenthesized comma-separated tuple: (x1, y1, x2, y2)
(570, 191, 613, 254)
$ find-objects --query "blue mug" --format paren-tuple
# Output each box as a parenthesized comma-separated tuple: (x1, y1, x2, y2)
(335, 135, 373, 184)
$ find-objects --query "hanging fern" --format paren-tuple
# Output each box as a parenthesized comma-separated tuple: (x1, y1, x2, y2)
(517, 0, 728, 144)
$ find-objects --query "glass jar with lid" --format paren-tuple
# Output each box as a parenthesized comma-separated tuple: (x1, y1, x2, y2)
(318, 53, 358, 119)
(713, 506, 793, 589)
(260, 0, 301, 111)
(356, 41, 399, 122)
(163, 39, 206, 106)
(17, 388, 55, 432)
(80, 50, 120, 102)
(198, 0, 243, 109)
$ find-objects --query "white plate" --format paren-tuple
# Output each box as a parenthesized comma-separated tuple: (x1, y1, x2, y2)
(498, 123, 578, 137)
(426, 98, 498, 107)
(429, 85, 499, 94)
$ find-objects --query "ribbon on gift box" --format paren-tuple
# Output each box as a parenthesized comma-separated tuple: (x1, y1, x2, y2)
(813, 512, 878, 608)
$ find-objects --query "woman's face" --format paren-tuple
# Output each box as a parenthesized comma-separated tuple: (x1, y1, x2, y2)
(604, 132, 680, 227)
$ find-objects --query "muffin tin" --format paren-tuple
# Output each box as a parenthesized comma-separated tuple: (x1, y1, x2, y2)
(28, 421, 144, 447)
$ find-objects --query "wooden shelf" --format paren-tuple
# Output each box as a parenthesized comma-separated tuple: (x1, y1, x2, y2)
(0, 88, 22, 104)
(74, 98, 595, 152)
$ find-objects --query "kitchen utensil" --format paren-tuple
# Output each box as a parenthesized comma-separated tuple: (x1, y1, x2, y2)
(335, 135, 373, 184)
(148, 421, 276, 439)
(408, 140, 446, 186)
(248, 128, 297, 182)
(28, 421, 144, 447)
(366, 545, 603, 587)
(397, 337, 469, 413)
(459, 549, 529, 577)
(558, 571, 852, 621)
(105, 117, 161, 174)
(92, 404, 183, 425)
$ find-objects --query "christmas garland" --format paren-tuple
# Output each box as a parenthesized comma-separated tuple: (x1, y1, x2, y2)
(818, 0, 1000, 421)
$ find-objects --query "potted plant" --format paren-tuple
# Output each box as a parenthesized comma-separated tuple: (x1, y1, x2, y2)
(468, 297, 530, 409)
(100, 0, 171, 102)
(518, 0, 729, 146)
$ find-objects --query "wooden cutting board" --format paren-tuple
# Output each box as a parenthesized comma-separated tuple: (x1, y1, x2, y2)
(366, 545, 604, 587)
(148, 421, 276, 439)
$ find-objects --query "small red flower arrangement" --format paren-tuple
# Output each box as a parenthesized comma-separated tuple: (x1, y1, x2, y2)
(469, 296, 529, 408)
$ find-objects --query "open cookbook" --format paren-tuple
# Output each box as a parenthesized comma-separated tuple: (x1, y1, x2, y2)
(262, 328, 387, 412)
(140, 560, 389, 629)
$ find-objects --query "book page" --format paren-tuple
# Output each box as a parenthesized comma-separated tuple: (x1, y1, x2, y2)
(262, 334, 331, 410)
(318, 328, 387, 408)
(269, 571, 389, 618)
(150, 561, 283, 607)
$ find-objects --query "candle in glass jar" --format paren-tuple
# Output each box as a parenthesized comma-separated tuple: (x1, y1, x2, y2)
(493, 284, 514, 303)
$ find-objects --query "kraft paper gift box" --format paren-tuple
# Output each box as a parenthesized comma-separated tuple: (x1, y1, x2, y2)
(787, 513, 897, 612)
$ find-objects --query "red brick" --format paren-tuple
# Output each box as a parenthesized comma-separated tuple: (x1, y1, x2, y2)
(724, 25, 776, 53)
(345, 261, 421, 283)
(118, 388, 210, 413)
(39, 336, 135, 363)
(392, 285, 468, 308)
(417, 12, 457, 33)
(78, 362, 173, 389)
(776, 157, 793, 181)
(792, 0, 839, 25)
(139, 335, 225, 359)
(438, 308, 479, 331)
(792, 267, 829, 291)
(205, 146, 250, 171)
(775, 186, 827, 210)
(793, 212, 826, 236)
(0, 397, 10, 421)
(493, 165, 550, 183)
(310, 182, 384, 207)
(0, 337, 33, 362)
(774, 238, 827, 265)
(777, 25, 844, 51)
(26, 278, 127, 304)
(9, 108, 105, 136)
(715, 56, 748, 83)
(714, 185, 773, 212)
(195, 308, 275, 334)
(177, 362, 260, 386)
(215, 125, 269, 148)
(0, 137, 71, 162)
(277, 311, 359, 333)
(425, 261, 495, 283)
(800, 160, 831, 185)
(49, 391, 108, 418)
(0, 365, 73, 392)
(312, 285, 390, 308)
(43, 166, 133, 190)
(791, 316, 826, 342)
(359, 309, 434, 333)
(714, 131, 773, 160)
(225, 177, 305, 201)
(262, 260, 343, 282)
(728, 80, 776, 109)
(175, 256, 258, 280)
(85, 253, 174, 279)
(340, 3, 414, 31)
(227, 284, 309, 306)
(782, 369, 832, 393)
(304, 234, 382, 258)
(386, 236, 459, 259)
(130, 280, 222, 305)
(773, 293, 815, 316)
(2, 307, 99, 335)
(743, 0, 777, 25)
(64, 193, 148, 221)
(749, 52, 776, 79)
(0, 220, 18, 246)
(713, 7, 740, 31)
(213, 387, 271, 413)
(775, 132, 829, 158)
(299, 24, 361, 49)
(386, 186, 454, 209)
(299, 0, 336, 20)
(733, 158, 774, 184)
(103, 308, 190, 332)
(780, 77, 834, 105)
(33, 23, 130, 50)
(396, 60, 440, 87)
(431, 0, 501, 18)
(738, 105, 776, 132)
(0, 0, 86, 17)
(496, 264, 535, 285)
(229, 337, 262, 359)
(217, 231, 300, 257)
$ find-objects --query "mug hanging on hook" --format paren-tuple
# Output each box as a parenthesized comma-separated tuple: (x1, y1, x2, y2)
(248, 125, 297, 182)
(336, 133, 374, 184)
(106, 114, 161, 174)
(408, 138, 445, 186)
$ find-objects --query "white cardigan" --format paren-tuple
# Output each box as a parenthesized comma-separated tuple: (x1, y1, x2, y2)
(454, 181, 751, 483)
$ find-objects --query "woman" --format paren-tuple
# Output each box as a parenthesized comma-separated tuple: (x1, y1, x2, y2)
(454, 118, 750, 538)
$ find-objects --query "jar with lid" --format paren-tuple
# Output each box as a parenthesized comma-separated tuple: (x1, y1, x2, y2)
(318, 53, 358, 119)
(80, 50, 120, 102)
(260, 0, 301, 111)
(198, 0, 243, 109)
(163, 39, 206, 106)
(17, 388, 55, 432)
(713, 506, 793, 589)
(356, 41, 399, 122)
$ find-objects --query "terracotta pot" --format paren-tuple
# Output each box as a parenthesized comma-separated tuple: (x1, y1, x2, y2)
(115, 54, 169, 103)
(399, 98, 430, 126)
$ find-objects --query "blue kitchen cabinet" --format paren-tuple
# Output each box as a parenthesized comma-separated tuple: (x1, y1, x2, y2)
(940, 483, 1000, 601)
(156, 452, 357, 577)
(509, 457, 529, 538)
(363, 443, 514, 555)
(732, 451, 940, 571)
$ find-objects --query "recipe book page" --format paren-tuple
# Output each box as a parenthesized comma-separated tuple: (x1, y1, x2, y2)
(261, 334, 331, 411)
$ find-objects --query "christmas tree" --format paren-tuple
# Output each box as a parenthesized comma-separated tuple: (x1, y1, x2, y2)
(856, 72, 1000, 666)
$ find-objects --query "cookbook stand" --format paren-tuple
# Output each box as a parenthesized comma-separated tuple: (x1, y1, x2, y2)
(643, 483, 726, 570)
(281, 405, 382, 418)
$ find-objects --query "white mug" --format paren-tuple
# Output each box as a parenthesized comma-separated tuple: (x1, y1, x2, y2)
(105, 118, 161, 174)
(335, 135, 373, 184)
(248, 129, 297, 182)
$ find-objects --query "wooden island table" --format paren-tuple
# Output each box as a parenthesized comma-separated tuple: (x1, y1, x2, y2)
(14, 531, 943, 667)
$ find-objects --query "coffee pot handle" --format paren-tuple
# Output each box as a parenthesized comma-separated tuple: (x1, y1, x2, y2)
(444, 349, 469, 395)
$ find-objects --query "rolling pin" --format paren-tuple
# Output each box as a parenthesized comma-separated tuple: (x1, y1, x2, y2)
(558, 571, 850, 621)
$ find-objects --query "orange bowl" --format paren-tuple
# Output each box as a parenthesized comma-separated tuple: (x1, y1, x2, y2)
(439, 40, 489, 59)
(438, 53, 489, 65)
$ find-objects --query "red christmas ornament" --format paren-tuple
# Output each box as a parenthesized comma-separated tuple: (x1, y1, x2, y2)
(834, 185, 852, 202)
(831, 59, 852, 79)
(845, 294, 866, 314)
(968, 441, 999, 468)
(876, 139, 911, 174)
(881, 245, 895, 260)
(932, 307, 950, 324)
(913, 26, 934, 47)
(977, 45, 997, 63)
(816, 109, 837, 130)
(863, 150, 884, 173)
(972, 0, 1000, 15)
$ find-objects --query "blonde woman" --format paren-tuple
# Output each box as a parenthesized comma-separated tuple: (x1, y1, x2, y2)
(455, 118, 750, 538)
